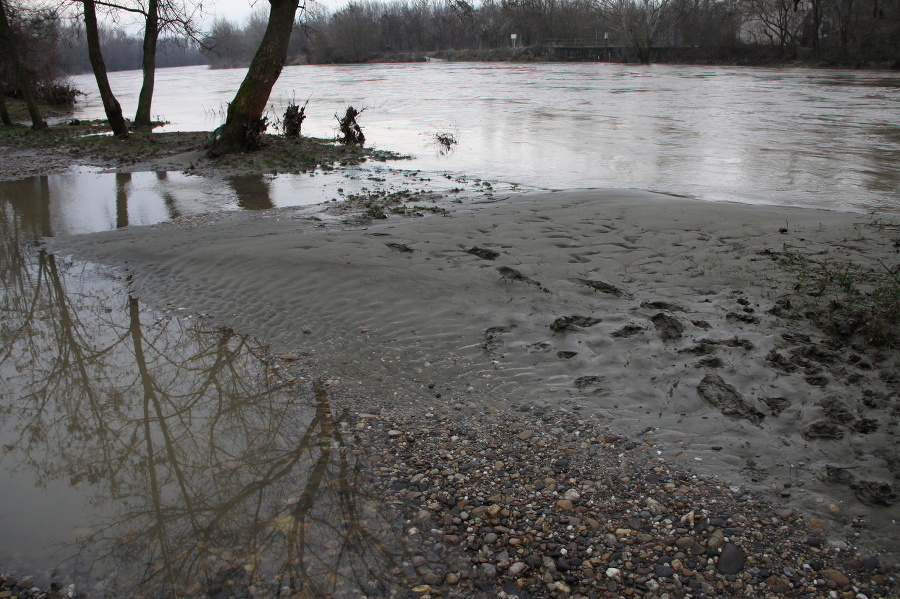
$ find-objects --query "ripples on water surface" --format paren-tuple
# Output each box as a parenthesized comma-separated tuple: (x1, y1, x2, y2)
(68, 62, 900, 213)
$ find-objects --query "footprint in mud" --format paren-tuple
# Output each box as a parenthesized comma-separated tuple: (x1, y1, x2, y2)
(803, 420, 845, 439)
(806, 398, 881, 437)
(467, 246, 500, 260)
(726, 311, 760, 325)
(697, 373, 764, 425)
(497, 266, 550, 292)
(574, 375, 606, 393)
(549, 315, 602, 332)
(483, 326, 510, 352)
(386, 242, 414, 253)
(651, 313, 684, 341)
(611, 324, 644, 338)
(574, 278, 625, 297)
(641, 300, 686, 312)
(525, 342, 551, 353)
(825, 465, 898, 506)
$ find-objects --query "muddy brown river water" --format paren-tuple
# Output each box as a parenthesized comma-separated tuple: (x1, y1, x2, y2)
(67, 62, 900, 213)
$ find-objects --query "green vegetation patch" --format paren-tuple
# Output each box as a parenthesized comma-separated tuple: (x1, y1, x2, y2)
(337, 188, 450, 222)
(765, 225, 900, 348)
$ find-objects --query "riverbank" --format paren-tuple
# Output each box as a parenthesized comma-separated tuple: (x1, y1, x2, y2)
(0, 120, 405, 182)
(2, 132, 899, 596)
(43, 177, 900, 595)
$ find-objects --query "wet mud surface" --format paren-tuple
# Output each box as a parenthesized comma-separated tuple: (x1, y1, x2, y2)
(48, 189, 900, 563)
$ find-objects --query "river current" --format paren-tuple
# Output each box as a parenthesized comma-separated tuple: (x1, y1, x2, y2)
(67, 62, 900, 213)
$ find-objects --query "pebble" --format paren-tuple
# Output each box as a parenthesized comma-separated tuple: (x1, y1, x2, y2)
(675, 536, 695, 550)
(708, 528, 726, 549)
(821, 569, 851, 587)
(717, 543, 746, 575)
(480, 563, 497, 579)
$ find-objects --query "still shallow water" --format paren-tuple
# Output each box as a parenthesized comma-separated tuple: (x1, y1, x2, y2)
(67, 62, 900, 213)
(0, 189, 406, 594)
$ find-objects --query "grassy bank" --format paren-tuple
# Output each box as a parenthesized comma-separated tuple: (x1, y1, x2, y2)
(0, 98, 406, 177)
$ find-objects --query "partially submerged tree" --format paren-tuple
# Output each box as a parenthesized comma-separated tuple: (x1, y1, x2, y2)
(0, 0, 46, 129)
(282, 98, 307, 137)
(82, 0, 129, 137)
(134, 0, 161, 127)
(336, 106, 364, 145)
(69, 0, 201, 133)
(134, 0, 202, 126)
(208, 0, 307, 156)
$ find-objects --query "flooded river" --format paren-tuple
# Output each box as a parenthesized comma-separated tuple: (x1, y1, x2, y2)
(67, 62, 900, 213)
(1, 62, 899, 593)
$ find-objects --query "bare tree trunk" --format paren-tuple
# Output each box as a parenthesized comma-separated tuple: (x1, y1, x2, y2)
(0, 0, 46, 129)
(134, 0, 159, 127)
(812, 0, 820, 58)
(208, 0, 302, 156)
(0, 92, 11, 126)
(83, 0, 129, 138)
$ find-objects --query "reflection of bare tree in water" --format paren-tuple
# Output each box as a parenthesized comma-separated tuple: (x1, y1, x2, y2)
(227, 175, 275, 211)
(0, 201, 404, 597)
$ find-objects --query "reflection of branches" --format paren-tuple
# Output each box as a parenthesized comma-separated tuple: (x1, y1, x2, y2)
(0, 202, 406, 597)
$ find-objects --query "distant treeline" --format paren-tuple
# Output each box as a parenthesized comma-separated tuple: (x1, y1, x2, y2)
(199, 0, 900, 68)
(59, 26, 205, 74)
(2, 0, 898, 98)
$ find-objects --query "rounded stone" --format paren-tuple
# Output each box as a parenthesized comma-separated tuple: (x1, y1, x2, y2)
(655, 565, 676, 578)
(675, 537, 695, 550)
(717, 543, 746, 575)
(480, 563, 498, 579)
(820, 569, 850, 587)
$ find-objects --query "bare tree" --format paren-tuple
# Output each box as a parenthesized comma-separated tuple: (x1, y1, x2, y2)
(134, 0, 202, 126)
(0, 0, 46, 128)
(208, 0, 307, 156)
(0, 90, 10, 125)
(82, 0, 129, 137)
(599, 0, 673, 61)
(741, 0, 805, 50)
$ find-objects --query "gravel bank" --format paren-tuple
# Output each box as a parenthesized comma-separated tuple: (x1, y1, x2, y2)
(338, 393, 898, 598)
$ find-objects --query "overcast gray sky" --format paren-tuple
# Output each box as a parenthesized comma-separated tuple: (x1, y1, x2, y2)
(204, 0, 339, 25)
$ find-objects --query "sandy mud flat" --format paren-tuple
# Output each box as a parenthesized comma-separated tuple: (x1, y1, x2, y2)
(47, 187, 900, 597)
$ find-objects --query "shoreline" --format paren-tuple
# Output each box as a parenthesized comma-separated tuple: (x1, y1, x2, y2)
(4, 145, 900, 596)
(49, 189, 900, 544)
